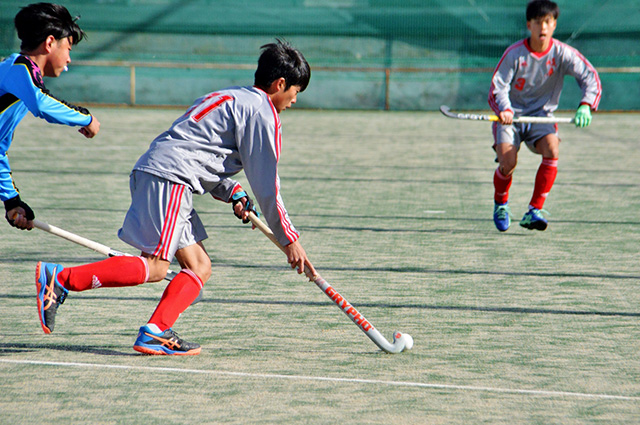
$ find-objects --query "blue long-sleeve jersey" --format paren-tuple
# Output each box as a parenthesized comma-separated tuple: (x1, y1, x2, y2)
(0, 53, 92, 202)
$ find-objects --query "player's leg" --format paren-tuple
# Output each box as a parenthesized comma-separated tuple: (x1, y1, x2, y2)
(495, 142, 518, 197)
(520, 132, 559, 231)
(36, 171, 200, 338)
(130, 176, 209, 355)
(147, 242, 210, 331)
(133, 244, 209, 356)
(35, 255, 151, 334)
(492, 123, 519, 231)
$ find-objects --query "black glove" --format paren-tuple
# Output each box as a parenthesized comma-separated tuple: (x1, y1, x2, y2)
(231, 191, 259, 223)
(4, 195, 35, 227)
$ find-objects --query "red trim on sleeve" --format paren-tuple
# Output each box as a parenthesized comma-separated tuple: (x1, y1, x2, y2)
(265, 95, 298, 243)
(488, 40, 526, 115)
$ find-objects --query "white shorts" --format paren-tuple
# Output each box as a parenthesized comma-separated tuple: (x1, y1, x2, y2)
(492, 122, 558, 153)
(118, 171, 208, 261)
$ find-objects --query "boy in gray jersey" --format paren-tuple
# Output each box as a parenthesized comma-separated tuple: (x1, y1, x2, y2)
(489, 0, 601, 232)
(35, 39, 317, 355)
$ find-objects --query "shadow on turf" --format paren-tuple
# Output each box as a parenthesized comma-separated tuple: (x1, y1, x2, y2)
(203, 298, 640, 317)
(5, 257, 639, 281)
(1, 293, 638, 318)
(282, 175, 639, 189)
(23, 207, 640, 227)
(0, 342, 133, 356)
(16, 167, 638, 189)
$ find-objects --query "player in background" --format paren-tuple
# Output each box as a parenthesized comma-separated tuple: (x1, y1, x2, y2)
(35, 39, 317, 355)
(489, 0, 601, 232)
(1, 3, 100, 230)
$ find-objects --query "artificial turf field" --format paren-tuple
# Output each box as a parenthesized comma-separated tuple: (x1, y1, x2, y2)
(1, 108, 638, 424)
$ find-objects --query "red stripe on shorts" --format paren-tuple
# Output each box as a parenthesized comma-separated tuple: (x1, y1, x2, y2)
(153, 184, 185, 260)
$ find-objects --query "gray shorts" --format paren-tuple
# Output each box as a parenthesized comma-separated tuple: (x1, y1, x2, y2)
(118, 171, 208, 261)
(492, 122, 558, 153)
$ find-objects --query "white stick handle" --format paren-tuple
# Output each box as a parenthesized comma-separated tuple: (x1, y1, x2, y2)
(32, 218, 179, 281)
(513, 116, 573, 124)
(247, 212, 410, 353)
(440, 105, 574, 124)
(33, 219, 119, 257)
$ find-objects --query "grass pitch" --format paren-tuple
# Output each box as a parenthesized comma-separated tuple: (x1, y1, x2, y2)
(1, 108, 639, 424)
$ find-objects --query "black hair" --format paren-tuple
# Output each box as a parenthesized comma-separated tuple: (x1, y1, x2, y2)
(254, 39, 311, 92)
(526, 0, 559, 21)
(14, 3, 85, 52)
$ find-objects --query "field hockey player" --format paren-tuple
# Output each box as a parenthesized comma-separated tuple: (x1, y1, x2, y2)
(35, 39, 316, 355)
(1, 3, 100, 231)
(489, 0, 601, 232)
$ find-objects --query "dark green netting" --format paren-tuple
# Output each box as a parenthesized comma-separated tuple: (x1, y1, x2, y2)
(1, 0, 638, 110)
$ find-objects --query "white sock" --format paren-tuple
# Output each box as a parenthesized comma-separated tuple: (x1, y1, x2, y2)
(146, 323, 162, 334)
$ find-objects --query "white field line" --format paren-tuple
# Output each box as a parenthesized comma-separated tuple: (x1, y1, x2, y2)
(2, 359, 638, 401)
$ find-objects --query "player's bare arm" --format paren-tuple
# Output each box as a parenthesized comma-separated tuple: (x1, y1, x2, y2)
(284, 240, 316, 277)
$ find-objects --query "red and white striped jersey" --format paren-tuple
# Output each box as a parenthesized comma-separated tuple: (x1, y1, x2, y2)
(489, 38, 601, 117)
(134, 85, 299, 246)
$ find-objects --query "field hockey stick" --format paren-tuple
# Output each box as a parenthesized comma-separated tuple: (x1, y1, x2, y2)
(440, 105, 574, 124)
(32, 218, 180, 282)
(247, 211, 413, 354)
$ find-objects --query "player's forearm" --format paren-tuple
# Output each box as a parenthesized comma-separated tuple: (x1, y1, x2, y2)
(579, 81, 601, 112)
(0, 156, 18, 202)
(210, 178, 242, 202)
(0, 175, 19, 202)
(33, 91, 93, 127)
(9, 65, 92, 128)
(249, 186, 300, 247)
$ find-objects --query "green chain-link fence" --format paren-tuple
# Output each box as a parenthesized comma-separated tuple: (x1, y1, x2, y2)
(1, 0, 638, 110)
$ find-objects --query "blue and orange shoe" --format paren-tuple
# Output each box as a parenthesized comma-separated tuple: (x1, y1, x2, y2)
(520, 208, 549, 231)
(35, 262, 68, 334)
(133, 325, 201, 355)
(493, 202, 512, 232)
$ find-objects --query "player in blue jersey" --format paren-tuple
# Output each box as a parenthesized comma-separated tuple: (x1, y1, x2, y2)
(489, 0, 601, 232)
(0, 3, 100, 230)
(36, 40, 317, 355)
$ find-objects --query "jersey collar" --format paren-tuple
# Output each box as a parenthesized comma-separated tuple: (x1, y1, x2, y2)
(524, 38, 554, 58)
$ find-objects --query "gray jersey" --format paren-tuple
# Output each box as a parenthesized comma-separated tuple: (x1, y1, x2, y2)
(133, 86, 299, 246)
(489, 38, 601, 116)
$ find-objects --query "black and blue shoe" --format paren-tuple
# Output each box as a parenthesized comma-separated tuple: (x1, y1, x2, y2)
(520, 208, 549, 231)
(35, 262, 68, 334)
(133, 325, 201, 356)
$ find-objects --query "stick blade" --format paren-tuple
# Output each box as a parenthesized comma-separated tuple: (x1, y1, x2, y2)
(439, 105, 454, 118)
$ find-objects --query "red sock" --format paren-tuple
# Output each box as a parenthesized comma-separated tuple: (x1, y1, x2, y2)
(493, 168, 512, 204)
(57, 256, 149, 291)
(529, 158, 558, 210)
(148, 270, 203, 331)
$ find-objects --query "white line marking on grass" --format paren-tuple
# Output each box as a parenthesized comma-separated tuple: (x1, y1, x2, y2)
(423, 210, 446, 214)
(2, 359, 638, 401)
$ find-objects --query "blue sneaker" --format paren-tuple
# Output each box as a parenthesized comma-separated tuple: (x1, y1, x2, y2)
(493, 202, 512, 232)
(133, 325, 201, 356)
(35, 262, 68, 334)
(520, 208, 549, 231)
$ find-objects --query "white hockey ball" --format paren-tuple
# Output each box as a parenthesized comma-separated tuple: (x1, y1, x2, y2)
(401, 333, 414, 351)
